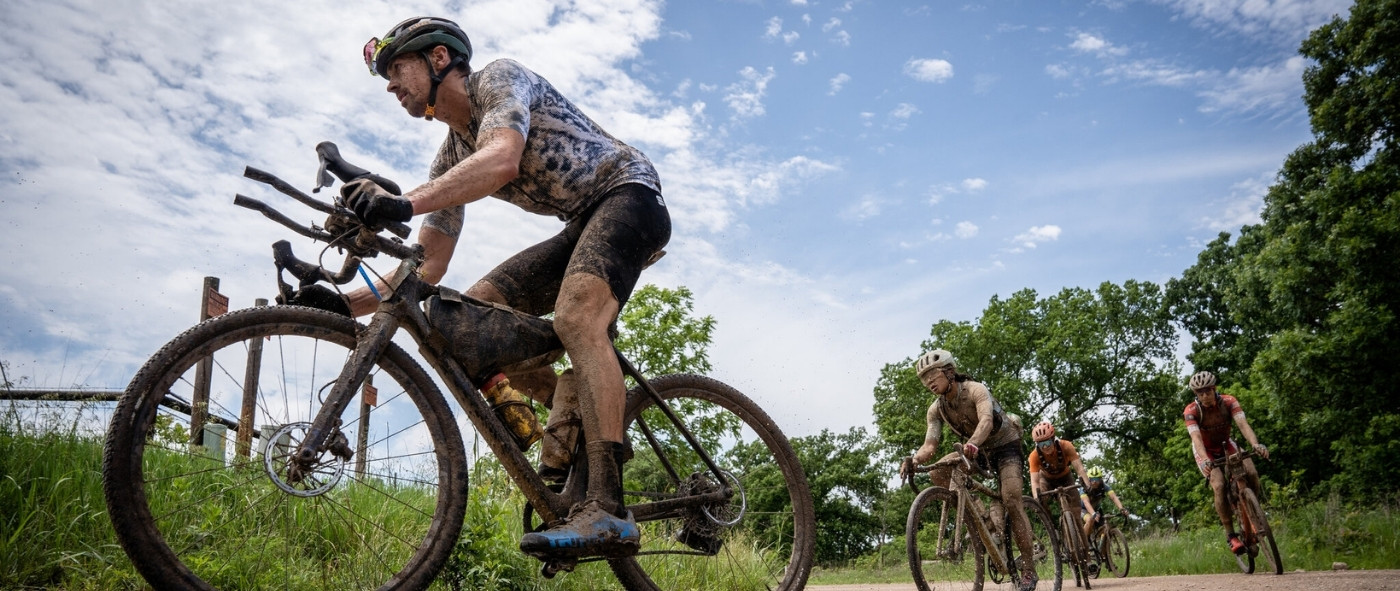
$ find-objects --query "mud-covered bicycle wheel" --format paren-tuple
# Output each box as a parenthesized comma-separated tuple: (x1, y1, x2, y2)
(1021, 495, 1065, 591)
(102, 306, 468, 591)
(907, 486, 985, 591)
(1241, 488, 1282, 575)
(606, 374, 815, 591)
(1104, 526, 1130, 577)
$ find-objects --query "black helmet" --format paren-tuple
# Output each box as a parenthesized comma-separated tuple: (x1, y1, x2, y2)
(363, 17, 472, 78)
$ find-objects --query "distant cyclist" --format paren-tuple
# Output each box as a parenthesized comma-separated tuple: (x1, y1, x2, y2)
(1078, 466, 1127, 544)
(1183, 370, 1268, 555)
(1027, 421, 1094, 559)
(900, 349, 1039, 591)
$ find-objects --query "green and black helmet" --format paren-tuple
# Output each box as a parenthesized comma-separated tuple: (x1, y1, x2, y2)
(363, 17, 472, 78)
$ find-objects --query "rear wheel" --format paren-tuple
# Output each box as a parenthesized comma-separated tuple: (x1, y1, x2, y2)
(907, 486, 984, 591)
(102, 306, 468, 591)
(608, 374, 815, 591)
(1240, 488, 1282, 575)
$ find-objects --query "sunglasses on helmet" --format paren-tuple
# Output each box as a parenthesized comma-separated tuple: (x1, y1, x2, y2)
(363, 36, 393, 76)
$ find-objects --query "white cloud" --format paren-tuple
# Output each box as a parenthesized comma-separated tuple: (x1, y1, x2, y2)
(1203, 172, 1271, 230)
(955, 221, 980, 238)
(1046, 64, 1072, 79)
(829, 73, 851, 95)
(724, 66, 776, 119)
(1013, 225, 1063, 249)
(1153, 0, 1352, 42)
(1198, 56, 1306, 115)
(783, 31, 800, 45)
(765, 17, 783, 39)
(831, 30, 852, 46)
(822, 18, 842, 32)
(904, 58, 954, 83)
(843, 194, 883, 221)
(791, 0, 809, 5)
(891, 103, 921, 119)
(1070, 32, 1128, 56)
(793, 51, 809, 65)
(962, 178, 988, 192)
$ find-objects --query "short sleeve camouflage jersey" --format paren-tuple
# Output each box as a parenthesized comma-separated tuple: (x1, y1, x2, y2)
(420, 59, 662, 238)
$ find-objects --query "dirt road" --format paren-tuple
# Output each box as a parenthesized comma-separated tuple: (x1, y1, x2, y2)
(811, 569, 1400, 591)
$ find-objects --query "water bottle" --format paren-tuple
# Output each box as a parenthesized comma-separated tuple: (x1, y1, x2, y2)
(481, 374, 543, 450)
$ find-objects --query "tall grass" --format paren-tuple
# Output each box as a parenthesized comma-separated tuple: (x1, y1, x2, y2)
(3, 409, 781, 590)
(811, 496, 1400, 585)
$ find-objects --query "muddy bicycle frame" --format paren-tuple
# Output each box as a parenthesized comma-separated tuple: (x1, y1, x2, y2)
(234, 164, 731, 532)
(915, 452, 1016, 575)
(1043, 483, 1094, 587)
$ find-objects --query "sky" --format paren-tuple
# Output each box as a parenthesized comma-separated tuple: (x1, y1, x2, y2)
(0, 0, 1353, 441)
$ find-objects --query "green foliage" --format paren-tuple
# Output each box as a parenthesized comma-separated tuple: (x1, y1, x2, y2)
(615, 284, 716, 377)
(1168, 0, 1400, 501)
(788, 427, 889, 565)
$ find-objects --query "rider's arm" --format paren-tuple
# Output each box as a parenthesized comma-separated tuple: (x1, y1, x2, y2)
(1028, 453, 1043, 498)
(1069, 447, 1091, 485)
(1108, 490, 1125, 513)
(1187, 429, 1212, 475)
(1233, 410, 1264, 450)
(911, 402, 943, 465)
(343, 225, 458, 317)
(406, 127, 526, 215)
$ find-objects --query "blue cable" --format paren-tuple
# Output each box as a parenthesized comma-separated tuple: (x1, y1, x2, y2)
(358, 265, 382, 300)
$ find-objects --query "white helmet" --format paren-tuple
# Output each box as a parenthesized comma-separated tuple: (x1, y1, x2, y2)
(916, 349, 956, 376)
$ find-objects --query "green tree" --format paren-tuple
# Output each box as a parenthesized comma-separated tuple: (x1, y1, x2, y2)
(874, 281, 1180, 451)
(787, 427, 888, 565)
(1168, 0, 1400, 499)
(615, 284, 716, 377)
(872, 281, 1187, 524)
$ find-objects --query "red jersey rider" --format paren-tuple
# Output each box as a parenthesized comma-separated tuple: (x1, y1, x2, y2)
(1183, 371, 1268, 555)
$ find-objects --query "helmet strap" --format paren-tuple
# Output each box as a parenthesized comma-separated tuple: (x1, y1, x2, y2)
(420, 51, 465, 121)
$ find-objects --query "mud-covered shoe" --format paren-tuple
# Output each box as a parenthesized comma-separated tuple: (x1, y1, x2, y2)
(520, 500, 641, 559)
(1018, 568, 1039, 591)
(1227, 533, 1246, 555)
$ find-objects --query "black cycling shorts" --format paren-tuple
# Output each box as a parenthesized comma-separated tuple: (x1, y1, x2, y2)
(482, 183, 671, 316)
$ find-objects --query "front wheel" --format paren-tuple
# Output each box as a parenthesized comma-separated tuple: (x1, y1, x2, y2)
(102, 306, 469, 591)
(907, 486, 984, 591)
(1103, 527, 1130, 578)
(1020, 495, 1065, 591)
(608, 374, 816, 591)
(1240, 488, 1282, 575)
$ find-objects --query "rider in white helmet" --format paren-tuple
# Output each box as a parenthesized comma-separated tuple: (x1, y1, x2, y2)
(900, 349, 1040, 591)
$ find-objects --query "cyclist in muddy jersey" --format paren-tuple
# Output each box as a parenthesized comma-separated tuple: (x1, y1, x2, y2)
(1077, 466, 1127, 544)
(342, 16, 670, 560)
(1183, 371, 1268, 556)
(900, 349, 1040, 591)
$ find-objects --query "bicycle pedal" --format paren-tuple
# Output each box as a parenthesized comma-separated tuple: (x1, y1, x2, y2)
(540, 558, 577, 578)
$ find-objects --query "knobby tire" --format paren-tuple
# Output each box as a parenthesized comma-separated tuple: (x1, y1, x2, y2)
(607, 374, 816, 591)
(102, 306, 469, 591)
(907, 486, 984, 591)
(1240, 488, 1283, 575)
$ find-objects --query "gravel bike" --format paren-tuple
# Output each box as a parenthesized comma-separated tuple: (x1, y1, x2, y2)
(1210, 448, 1282, 575)
(1084, 513, 1129, 578)
(905, 447, 1063, 591)
(1041, 484, 1094, 588)
(101, 142, 816, 591)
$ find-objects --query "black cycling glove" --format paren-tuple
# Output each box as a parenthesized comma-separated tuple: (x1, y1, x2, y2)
(278, 284, 352, 317)
(342, 178, 413, 229)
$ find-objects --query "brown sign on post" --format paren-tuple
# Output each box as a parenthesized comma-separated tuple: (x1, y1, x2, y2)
(363, 382, 378, 407)
(207, 289, 229, 318)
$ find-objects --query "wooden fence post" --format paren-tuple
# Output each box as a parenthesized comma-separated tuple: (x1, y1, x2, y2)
(188, 276, 222, 451)
(355, 374, 375, 479)
(235, 298, 268, 458)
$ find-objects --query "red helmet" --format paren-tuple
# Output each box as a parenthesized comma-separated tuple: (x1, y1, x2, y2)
(1032, 421, 1055, 442)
